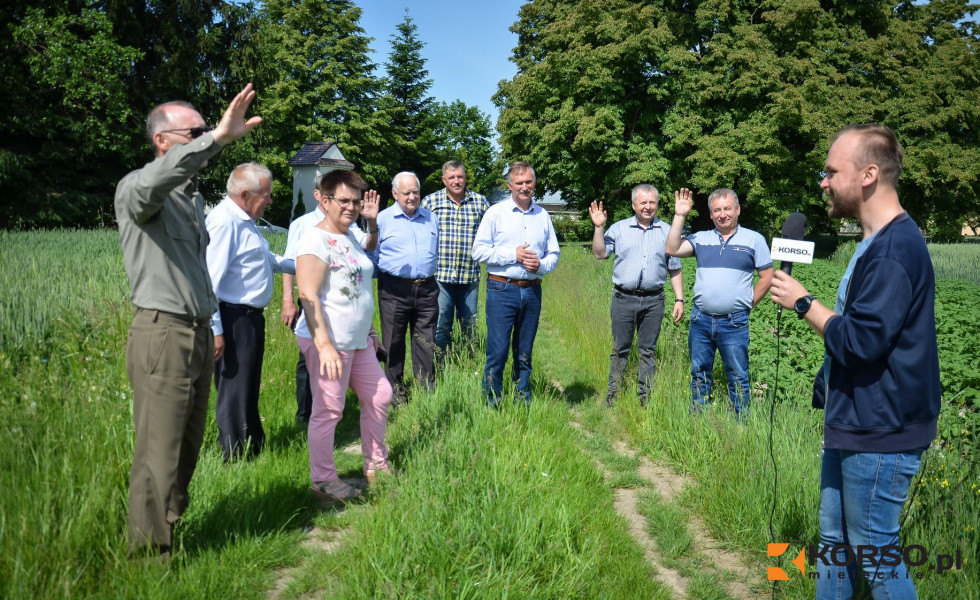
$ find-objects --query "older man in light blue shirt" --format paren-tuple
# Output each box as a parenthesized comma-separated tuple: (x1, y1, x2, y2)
(206, 162, 294, 460)
(589, 184, 684, 407)
(472, 161, 560, 405)
(374, 171, 439, 403)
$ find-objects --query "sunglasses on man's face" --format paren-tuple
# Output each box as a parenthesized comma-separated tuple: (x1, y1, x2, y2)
(159, 126, 212, 139)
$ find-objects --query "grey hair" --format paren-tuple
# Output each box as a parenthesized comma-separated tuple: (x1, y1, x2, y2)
(707, 188, 739, 208)
(391, 171, 421, 191)
(505, 161, 536, 183)
(442, 160, 465, 175)
(145, 100, 196, 144)
(631, 184, 659, 203)
(227, 163, 273, 198)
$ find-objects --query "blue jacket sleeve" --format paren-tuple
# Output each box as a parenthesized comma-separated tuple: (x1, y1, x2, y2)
(823, 256, 913, 368)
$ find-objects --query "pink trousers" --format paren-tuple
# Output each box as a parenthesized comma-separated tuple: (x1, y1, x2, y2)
(297, 336, 392, 483)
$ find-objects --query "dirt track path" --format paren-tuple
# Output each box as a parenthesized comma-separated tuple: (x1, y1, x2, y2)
(570, 414, 767, 600)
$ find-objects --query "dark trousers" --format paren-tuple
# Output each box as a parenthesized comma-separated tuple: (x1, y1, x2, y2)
(214, 304, 265, 460)
(126, 309, 212, 552)
(378, 272, 438, 398)
(607, 290, 666, 404)
(295, 349, 314, 422)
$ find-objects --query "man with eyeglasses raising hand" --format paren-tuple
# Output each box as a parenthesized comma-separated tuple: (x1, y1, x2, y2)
(114, 84, 261, 560)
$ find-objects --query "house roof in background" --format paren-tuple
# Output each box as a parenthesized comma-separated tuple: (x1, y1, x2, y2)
(287, 141, 355, 168)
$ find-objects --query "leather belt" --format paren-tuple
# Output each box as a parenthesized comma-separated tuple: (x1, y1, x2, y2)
(488, 274, 541, 287)
(381, 272, 435, 286)
(137, 308, 210, 328)
(614, 285, 663, 297)
(219, 302, 264, 315)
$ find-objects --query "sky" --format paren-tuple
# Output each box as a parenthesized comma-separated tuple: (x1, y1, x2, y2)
(358, 1, 525, 130)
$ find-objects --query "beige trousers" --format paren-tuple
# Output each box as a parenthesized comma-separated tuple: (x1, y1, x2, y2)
(126, 309, 212, 552)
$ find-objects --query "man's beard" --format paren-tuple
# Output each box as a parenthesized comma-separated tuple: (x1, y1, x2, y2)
(827, 191, 859, 219)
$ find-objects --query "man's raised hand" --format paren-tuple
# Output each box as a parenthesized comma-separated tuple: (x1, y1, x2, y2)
(212, 83, 263, 147)
(589, 201, 607, 228)
(673, 188, 694, 217)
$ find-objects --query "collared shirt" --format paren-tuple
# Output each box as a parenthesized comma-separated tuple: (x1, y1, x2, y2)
(685, 225, 772, 314)
(421, 188, 489, 284)
(205, 197, 295, 335)
(284, 207, 366, 261)
(471, 198, 560, 280)
(603, 216, 681, 290)
(373, 203, 438, 279)
(114, 133, 223, 319)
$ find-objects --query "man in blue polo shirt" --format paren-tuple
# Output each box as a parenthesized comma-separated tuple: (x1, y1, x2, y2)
(666, 187, 772, 418)
(589, 184, 684, 407)
(374, 171, 439, 404)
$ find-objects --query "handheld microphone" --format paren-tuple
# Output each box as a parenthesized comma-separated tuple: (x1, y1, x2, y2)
(771, 212, 812, 275)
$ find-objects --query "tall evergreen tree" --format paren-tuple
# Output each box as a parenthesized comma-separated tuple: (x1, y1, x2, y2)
(382, 10, 438, 188)
(229, 0, 394, 224)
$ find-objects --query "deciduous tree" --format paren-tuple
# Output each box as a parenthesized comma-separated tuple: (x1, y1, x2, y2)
(495, 0, 980, 239)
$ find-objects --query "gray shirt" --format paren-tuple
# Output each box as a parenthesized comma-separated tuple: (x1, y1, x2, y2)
(115, 134, 223, 318)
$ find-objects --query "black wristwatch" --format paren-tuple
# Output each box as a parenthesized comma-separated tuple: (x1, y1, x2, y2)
(794, 295, 815, 319)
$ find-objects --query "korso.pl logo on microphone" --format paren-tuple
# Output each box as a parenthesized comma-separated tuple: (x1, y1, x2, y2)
(767, 543, 964, 581)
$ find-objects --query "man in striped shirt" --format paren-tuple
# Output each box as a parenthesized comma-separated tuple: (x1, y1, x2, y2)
(666, 188, 772, 419)
(421, 161, 489, 353)
(589, 184, 684, 407)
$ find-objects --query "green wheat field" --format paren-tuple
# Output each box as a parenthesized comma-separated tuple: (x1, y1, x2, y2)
(1, 229, 977, 599)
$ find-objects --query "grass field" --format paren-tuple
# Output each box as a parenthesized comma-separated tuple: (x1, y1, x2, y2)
(1, 229, 977, 599)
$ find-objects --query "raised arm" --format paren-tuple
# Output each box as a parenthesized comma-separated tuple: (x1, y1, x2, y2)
(666, 188, 696, 258)
(211, 83, 263, 147)
(359, 190, 379, 251)
(589, 201, 609, 259)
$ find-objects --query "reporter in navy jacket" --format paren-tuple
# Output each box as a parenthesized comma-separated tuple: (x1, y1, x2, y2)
(771, 124, 940, 600)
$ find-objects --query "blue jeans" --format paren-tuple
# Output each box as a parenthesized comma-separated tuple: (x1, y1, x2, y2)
(817, 448, 924, 600)
(483, 278, 542, 405)
(435, 281, 479, 351)
(688, 305, 751, 417)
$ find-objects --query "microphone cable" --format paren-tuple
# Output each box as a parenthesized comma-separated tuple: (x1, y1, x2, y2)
(767, 300, 786, 599)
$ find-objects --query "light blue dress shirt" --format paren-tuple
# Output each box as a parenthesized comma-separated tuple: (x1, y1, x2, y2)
(604, 216, 681, 290)
(205, 197, 295, 335)
(374, 203, 439, 278)
(471, 198, 560, 279)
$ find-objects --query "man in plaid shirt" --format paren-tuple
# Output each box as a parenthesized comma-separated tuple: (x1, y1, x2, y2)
(421, 161, 490, 353)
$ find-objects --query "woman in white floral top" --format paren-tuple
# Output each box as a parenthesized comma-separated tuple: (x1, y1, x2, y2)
(295, 170, 390, 503)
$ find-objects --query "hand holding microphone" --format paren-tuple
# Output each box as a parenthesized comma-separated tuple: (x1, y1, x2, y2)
(770, 212, 814, 316)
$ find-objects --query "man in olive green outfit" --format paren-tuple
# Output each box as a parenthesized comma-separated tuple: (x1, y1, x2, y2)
(114, 84, 261, 558)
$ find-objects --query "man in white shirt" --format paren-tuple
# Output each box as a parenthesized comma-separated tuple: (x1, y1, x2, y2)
(472, 161, 560, 405)
(206, 163, 294, 460)
(281, 175, 378, 425)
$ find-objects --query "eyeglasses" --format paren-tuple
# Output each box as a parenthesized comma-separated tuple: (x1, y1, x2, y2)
(159, 126, 212, 139)
(328, 196, 363, 209)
